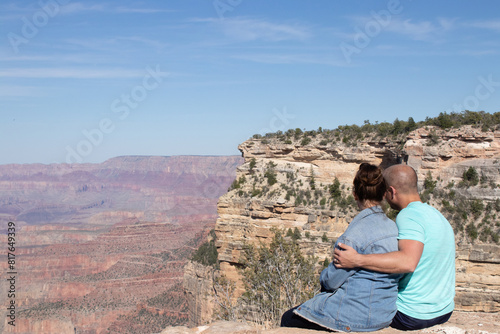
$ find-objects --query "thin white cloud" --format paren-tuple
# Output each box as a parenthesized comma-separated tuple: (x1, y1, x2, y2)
(63, 38, 117, 49)
(231, 53, 347, 66)
(467, 20, 500, 32)
(343, 16, 457, 42)
(437, 17, 456, 31)
(58, 2, 171, 15)
(384, 17, 455, 41)
(116, 36, 169, 49)
(63, 36, 168, 50)
(59, 3, 106, 15)
(0, 85, 45, 97)
(193, 17, 312, 42)
(0, 68, 144, 79)
(115, 7, 173, 14)
(0, 54, 115, 63)
(0, 3, 45, 20)
(460, 49, 500, 56)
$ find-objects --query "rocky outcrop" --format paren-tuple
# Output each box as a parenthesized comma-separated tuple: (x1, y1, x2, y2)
(185, 126, 500, 326)
(456, 244, 500, 313)
(405, 126, 500, 189)
(160, 311, 500, 334)
(183, 262, 216, 327)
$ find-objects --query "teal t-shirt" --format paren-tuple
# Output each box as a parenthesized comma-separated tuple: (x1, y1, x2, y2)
(396, 201, 455, 319)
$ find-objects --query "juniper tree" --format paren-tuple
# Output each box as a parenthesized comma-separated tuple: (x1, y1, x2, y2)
(239, 229, 317, 328)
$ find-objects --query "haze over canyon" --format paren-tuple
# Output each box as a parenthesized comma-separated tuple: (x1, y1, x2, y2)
(0, 155, 243, 334)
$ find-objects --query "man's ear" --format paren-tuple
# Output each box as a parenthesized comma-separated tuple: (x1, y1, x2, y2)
(387, 186, 396, 200)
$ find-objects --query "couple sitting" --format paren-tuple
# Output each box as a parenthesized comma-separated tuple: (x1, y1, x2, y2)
(281, 163, 455, 332)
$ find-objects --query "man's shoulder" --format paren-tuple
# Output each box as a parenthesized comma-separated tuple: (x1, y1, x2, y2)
(398, 202, 451, 233)
(400, 202, 442, 218)
(397, 202, 434, 229)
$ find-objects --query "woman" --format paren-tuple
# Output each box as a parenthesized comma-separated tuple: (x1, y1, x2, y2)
(281, 163, 401, 332)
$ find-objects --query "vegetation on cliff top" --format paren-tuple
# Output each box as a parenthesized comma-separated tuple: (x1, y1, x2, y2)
(251, 110, 500, 145)
(241, 110, 500, 245)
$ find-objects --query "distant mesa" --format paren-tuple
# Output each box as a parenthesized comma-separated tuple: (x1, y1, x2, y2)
(0, 155, 242, 333)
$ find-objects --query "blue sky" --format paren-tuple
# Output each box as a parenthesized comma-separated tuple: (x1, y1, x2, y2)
(1, 0, 500, 164)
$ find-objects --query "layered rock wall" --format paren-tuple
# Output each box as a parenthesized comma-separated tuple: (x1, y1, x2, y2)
(185, 126, 500, 326)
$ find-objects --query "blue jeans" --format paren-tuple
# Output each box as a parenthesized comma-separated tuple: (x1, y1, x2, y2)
(281, 306, 331, 331)
(391, 311, 452, 330)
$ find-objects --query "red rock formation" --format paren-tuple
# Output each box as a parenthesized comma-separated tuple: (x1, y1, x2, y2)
(0, 155, 243, 334)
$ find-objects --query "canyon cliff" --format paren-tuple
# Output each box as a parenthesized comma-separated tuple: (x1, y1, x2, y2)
(0, 155, 243, 334)
(185, 125, 500, 327)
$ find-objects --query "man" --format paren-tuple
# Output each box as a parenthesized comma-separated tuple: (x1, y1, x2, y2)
(334, 164, 455, 330)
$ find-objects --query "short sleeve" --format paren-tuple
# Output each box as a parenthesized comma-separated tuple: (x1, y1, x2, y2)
(396, 210, 425, 243)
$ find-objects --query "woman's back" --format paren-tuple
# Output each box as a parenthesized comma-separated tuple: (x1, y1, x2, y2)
(282, 163, 401, 332)
(296, 207, 400, 332)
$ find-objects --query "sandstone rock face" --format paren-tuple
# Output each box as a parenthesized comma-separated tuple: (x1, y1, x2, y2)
(456, 244, 500, 313)
(183, 262, 215, 327)
(405, 126, 500, 188)
(185, 126, 500, 326)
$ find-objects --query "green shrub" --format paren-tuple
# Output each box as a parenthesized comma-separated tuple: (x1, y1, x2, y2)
(229, 175, 246, 190)
(309, 167, 316, 190)
(191, 231, 218, 267)
(466, 223, 478, 241)
(462, 167, 479, 186)
(264, 169, 277, 186)
(470, 199, 484, 218)
(386, 208, 399, 221)
(424, 172, 437, 193)
(249, 158, 257, 173)
(329, 178, 341, 199)
(240, 229, 317, 328)
(301, 137, 312, 146)
(321, 233, 328, 242)
(420, 191, 431, 203)
(427, 130, 440, 145)
(442, 199, 454, 213)
(251, 185, 261, 197)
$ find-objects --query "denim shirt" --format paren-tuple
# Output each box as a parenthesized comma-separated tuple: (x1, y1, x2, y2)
(295, 206, 401, 332)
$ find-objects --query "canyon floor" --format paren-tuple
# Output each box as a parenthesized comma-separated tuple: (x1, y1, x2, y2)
(0, 155, 243, 333)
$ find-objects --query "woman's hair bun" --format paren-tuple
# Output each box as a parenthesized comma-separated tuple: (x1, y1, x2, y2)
(353, 163, 386, 202)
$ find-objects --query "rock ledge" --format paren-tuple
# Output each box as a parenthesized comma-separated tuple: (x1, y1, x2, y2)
(159, 311, 499, 334)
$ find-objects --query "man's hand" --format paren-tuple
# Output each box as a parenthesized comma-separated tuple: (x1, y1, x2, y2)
(334, 239, 423, 273)
(333, 243, 360, 269)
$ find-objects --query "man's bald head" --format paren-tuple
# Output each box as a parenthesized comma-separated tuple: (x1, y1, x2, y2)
(383, 164, 419, 195)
